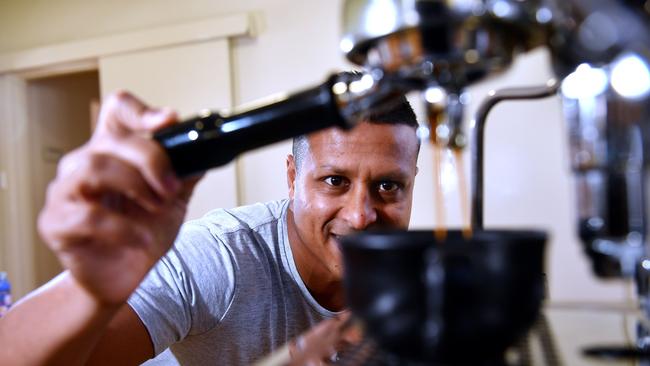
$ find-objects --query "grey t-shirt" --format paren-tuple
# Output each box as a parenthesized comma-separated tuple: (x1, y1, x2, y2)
(128, 199, 338, 365)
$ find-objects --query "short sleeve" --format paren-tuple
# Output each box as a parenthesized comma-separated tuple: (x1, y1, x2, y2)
(127, 222, 237, 356)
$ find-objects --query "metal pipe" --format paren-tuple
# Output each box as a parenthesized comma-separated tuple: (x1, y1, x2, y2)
(471, 80, 561, 230)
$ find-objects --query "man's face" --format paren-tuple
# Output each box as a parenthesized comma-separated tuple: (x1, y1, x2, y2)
(286, 122, 419, 280)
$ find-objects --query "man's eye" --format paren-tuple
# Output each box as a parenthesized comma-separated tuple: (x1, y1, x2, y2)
(324, 176, 345, 187)
(378, 181, 399, 192)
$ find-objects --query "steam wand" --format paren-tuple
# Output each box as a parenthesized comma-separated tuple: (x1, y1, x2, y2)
(471, 80, 561, 230)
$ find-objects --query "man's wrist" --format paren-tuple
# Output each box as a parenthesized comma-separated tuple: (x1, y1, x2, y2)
(58, 272, 125, 316)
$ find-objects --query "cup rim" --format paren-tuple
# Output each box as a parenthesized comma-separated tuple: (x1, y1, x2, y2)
(340, 229, 547, 250)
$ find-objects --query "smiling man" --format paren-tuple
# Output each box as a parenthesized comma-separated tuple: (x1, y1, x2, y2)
(0, 90, 419, 365)
(287, 119, 419, 312)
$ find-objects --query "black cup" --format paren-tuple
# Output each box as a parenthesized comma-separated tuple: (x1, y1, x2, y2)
(340, 229, 547, 364)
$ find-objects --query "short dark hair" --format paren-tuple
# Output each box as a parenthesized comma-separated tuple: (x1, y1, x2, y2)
(292, 93, 419, 173)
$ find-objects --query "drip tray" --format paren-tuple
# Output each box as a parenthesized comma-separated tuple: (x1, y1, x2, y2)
(333, 314, 561, 366)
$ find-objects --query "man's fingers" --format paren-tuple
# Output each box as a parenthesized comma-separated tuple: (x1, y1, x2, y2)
(94, 91, 177, 136)
(141, 107, 178, 131)
(51, 148, 168, 211)
(40, 200, 154, 253)
(82, 91, 183, 199)
(91, 133, 180, 199)
(75, 154, 164, 212)
(178, 174, 203, 203)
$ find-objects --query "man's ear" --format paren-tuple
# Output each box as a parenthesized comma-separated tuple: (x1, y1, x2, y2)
(287, 154, 297, 199)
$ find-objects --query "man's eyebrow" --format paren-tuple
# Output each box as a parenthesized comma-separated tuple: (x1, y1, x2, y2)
(317, 165, 348, 173)
(376, 171, 410, 181)
(317, 165, 410, 181)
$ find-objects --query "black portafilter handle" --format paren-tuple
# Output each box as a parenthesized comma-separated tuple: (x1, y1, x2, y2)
(153, 74, 350, 177)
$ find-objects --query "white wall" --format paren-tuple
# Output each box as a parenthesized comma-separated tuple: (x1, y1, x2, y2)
(0, 0, 629, 304)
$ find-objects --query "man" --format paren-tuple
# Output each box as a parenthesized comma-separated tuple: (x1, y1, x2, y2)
(0, 88, 420, 365)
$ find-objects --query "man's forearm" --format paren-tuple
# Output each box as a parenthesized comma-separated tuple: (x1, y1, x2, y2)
(0, 272, 122, 366)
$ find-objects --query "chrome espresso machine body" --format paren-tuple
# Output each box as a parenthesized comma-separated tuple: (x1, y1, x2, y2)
(338, 0, 650, 348)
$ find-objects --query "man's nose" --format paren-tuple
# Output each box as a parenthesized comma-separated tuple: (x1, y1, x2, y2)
(341, 187, 377, 230)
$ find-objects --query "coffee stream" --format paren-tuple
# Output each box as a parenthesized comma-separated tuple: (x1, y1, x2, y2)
(454, 149, 472, 239)
(431, 144, 472, 241)
(432, 145, 447, 241)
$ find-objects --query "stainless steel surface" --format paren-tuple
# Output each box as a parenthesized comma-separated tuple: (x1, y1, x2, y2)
(330, 71, 404, 124)
(341, 0, 551, 148)
(560, 59, 650, 278)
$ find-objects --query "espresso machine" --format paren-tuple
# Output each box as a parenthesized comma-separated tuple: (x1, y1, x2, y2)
(336, 1, 650, 363)
(335, 1, 650, 363)
(154, 0, 650, 364)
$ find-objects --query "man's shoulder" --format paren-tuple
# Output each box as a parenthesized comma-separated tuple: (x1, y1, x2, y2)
(180, 199, 288, 242)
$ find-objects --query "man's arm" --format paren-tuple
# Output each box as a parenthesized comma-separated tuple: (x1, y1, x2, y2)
(88, 290, 154, 365)
(0, 91, 199, 365)
(0, 273, 153, 365)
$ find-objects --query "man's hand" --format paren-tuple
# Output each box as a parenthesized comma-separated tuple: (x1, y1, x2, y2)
(38, 91, 200, 306)
(287, 313, 362, 366)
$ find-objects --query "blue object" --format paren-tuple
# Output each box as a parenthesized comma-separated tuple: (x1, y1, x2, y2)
(0, 271, 11, 316)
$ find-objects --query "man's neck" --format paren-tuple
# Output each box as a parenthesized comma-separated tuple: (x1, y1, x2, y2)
(286, 206, 346, 312)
